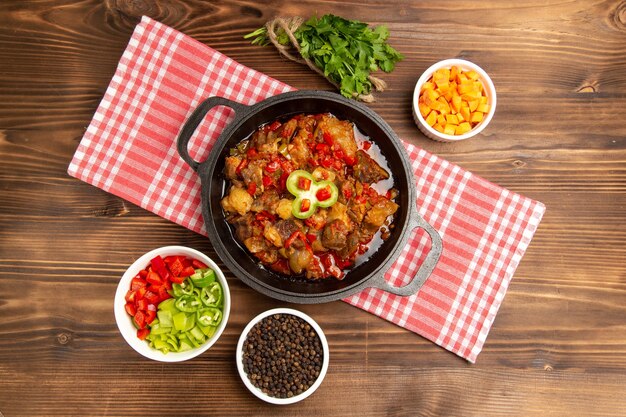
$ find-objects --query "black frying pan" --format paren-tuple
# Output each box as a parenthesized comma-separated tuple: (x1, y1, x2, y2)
(177, 90, 442, 303)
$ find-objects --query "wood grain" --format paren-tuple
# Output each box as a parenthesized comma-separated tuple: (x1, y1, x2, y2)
(1, 0, 626, 416)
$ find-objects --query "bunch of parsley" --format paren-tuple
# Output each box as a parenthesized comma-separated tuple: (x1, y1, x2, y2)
(245, 14, 404, 99)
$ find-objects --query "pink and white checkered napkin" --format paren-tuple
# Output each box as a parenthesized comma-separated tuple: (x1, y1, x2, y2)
(68, 16, 544, 362)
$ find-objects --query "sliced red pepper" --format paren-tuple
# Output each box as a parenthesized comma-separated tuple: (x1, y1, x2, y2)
(133, 311, 146, 329)
(180, 266, 196, 277)
(146, 270, 161, 286)
(130, 277, 147, 291)
(300, 199, 311, 213)
(334, 149, 345, 160)
(138, 270, 148, 279)
(169, 258, 184, 277)
(170, 275, 186, 284)
(164, 255, 184, 266)
(246, 148, 258, 158)
(262, 175, 273, 187)
(235, 158, 249, 175)
(145, 309, 157, 325)
(144, 291, 159, 305)
(306, 233, 317, 243)
(343, 188, 353, 199)
(268, 120, 282, 131)
(136, 298, 148, 312)
(125, 290, 136, 303)
(344, 155, 357, 166)
(323, 131, 334, 145)
(315, 143, 330, 155)
(247, 182, 257, 196)
(157, 286, 171, 302)
(191, 259, 208, 269)
(150, 255, 171, 281)
(136, 328, 150, 340)
(136, 287, 147, 300)
(363, 141, 372, 150)
(320, 156, 333, 168)
(124, 302, 137, 317)
(265, 160, 280, 173)
(316, 186, 332, 201)
(297, 176, 311, 191)
(278, 172, 289, 191)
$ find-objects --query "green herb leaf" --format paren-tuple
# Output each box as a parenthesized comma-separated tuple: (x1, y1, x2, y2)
(244, 14, 404, 99)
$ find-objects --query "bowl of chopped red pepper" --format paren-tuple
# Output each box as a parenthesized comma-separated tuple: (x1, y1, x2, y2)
(114, 246, 230, 362)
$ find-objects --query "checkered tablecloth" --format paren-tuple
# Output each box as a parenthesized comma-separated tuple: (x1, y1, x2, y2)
(68, 16, 545, 362)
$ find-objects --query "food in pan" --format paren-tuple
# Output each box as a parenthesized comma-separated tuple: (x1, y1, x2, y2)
(221, 113, 399, 280)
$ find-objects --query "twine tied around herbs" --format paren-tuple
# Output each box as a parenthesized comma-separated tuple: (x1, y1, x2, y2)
(265, 17, 388, 103)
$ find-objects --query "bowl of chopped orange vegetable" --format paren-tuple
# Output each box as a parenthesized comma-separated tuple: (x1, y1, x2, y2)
(412, 59, 496, 142)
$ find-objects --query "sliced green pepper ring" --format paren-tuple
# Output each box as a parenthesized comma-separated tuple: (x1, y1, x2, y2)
(286, 170, 339, 219)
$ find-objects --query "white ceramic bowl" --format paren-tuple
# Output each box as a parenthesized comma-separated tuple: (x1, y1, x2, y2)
(412, 58, 497, 142)
(236, 308, 330, 405)
(114, 246, 230, 362)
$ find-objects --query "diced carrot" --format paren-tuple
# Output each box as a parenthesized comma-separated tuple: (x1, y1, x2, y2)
(418, 102, 431, 118)
(470, 111, 484, 123)
(455, 122, 472, 135)
(444, 124, 457, 135)
(425, 111, 437, 126)
(419, 66, 491, 136)
(477, 103, 491, 113)
(446, 114, 459, 125)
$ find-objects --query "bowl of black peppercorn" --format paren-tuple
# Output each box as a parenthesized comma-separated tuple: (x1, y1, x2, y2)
(236, 308, 329, 404)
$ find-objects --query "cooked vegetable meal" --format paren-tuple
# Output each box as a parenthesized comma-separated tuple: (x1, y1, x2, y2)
(221, 113, 399, 280)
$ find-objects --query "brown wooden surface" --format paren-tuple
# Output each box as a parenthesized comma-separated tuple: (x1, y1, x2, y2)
(1, 0, 625, 416)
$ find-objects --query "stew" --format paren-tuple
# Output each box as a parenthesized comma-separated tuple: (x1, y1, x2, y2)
(221, 113, 398, 280)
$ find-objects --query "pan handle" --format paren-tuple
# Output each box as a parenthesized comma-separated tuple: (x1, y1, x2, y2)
(372, 213, 442, 297)
(176, 96, 248, 172)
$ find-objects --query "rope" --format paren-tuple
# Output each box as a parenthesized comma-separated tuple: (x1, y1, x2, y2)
(264, 17, 387, 102)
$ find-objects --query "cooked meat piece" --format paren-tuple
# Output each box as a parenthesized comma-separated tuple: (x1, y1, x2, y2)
(221, 186, 253, 215)
(354, 150, 390, 183)
(240, 160, 264, 190)
(305, 258, 325, 280)
(321, 219, 349, 251)
(364, 198, 399, 230)
(232, 213, 261, 242)
(225, 156, 242, 180)
(256, 249, 278, 265)
(304, 209, 328, 231)
(316, 114, 357, 158)
(263, 223, 283, 247)
(287, 131, 311, 167)
(244, 236, 268, 253)
(250, 129, 278, 153)
(289, 249, 313, 275)
(326, 202, 352, 231)
(251, 188, 280, 213)
(275, 219, 303, 243)
(279, 119, 298, 140)
(347, 199, 367, 224)
(338, 231, 361, 259)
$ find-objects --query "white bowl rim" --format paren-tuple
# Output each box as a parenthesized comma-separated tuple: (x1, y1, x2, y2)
(412, 58, 497, 141)
(114, 245, 231, 362)
(235, 308, 330, 405)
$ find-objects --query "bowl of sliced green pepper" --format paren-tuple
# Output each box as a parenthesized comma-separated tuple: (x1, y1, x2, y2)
(114, 246, 231, 362)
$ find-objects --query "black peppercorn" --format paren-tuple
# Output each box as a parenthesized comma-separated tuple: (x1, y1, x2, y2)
(242, 314, 324, 399)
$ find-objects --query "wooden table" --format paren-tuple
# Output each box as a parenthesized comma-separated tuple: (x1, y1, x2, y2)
(1, 1, 625, 416)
